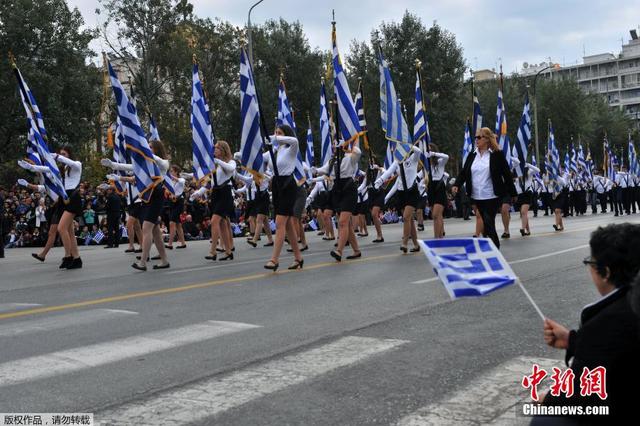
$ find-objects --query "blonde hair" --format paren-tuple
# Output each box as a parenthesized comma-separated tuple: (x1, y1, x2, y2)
(216, 140, 232, 162)
(478, 127, 499, 151)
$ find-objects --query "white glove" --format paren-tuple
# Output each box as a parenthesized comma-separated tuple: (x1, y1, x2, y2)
(180, 172, 194, 180)
(106, 174, 120, 181)
(311, 166, 317, 175)
(17, 160, 33, 171)
(100, 158, 114, 168)
(17, 179, 29, 187)
(374, 178, 383, 189)
(97, 183, 111, 191)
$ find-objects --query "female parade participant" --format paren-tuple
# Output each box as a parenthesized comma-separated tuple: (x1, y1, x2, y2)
(315, 139, 362, 262)
(452, 127, 516, 249)
(375, 144, 422, 253)
(551, 168, 569, 232)
(426, 144, 449, 238)
(416, 169, 427, 232)
(510, 157, 540, 236)
(367, 161, 386, 243)
(204, 141, 235, 261)
(237, 165, 274, 248)
(164, 165, 187, 250)
(263, 125, 304, 271)
(355, 171, 369, 237)
(103, 140, 170, 270)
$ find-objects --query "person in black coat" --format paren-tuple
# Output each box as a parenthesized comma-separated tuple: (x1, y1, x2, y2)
(537, 223, 640, 424)
(104, 186, 122, 248)
(452, 127, 516, 248)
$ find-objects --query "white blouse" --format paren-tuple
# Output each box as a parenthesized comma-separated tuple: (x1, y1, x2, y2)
(426, 151, 449, 181)
(315, 146, 362, 180)
(376, 146, 421, 190)
(270, 135, 299, 176)
(211, 158, 236, 187)
(55, 154, 82, 190)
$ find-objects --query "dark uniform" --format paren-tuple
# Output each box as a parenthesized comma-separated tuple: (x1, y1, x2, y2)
(105, 190, 122, 247)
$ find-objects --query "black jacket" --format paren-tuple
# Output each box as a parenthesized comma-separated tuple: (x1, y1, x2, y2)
(542, 285, 640, 421)
(454, 150, 516, 199)
(105, 192, 121, 214)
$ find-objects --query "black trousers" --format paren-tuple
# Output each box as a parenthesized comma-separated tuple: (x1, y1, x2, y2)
(107, 212, 120, 247)
(608, 190, 618, 215)
(596, 193, 608, 213)
(622, 187, 632, 214)
(473, 198, 501, 249)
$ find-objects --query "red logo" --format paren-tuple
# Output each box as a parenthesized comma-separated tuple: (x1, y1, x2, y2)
(522, 364, 547, 401)
(522, 365, 607, 401)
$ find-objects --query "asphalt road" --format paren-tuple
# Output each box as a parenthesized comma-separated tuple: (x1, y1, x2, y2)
(0, 212, 637, 425)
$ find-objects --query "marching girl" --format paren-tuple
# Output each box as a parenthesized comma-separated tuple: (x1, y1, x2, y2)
(355, 170, 369, 237)
(551, 168, 568, 232)
(103, 140, 171, 270)
(164, 165, 187, 250)
(15, 163, 62, 263)
(510, 157, 540, 236)
(416, 169, 427, 232)
(425, 145, 449, 238)
(316, 139, 362, 262)
(375, 144, 422, 253)
(237, 163, 274, 248)
(367, 161, 386, 243)
(306, 175, 335, 240)
(263, 125, 304, 271)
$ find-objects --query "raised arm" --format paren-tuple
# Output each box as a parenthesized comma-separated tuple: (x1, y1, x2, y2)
(375, 161, 399, 187)
(214, 158, 236, 174)
(54, 154, 81, 171)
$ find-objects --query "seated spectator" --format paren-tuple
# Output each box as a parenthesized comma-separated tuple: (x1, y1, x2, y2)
(537, 223, 640, 422)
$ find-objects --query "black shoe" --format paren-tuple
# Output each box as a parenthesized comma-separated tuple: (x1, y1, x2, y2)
(263, 242, 274, 247)
(417, 225, 424, 231)
(330, 250, 342, 262)
(124, 248, 136, 253)
(151, 255, 161, 260)
(134, 249, 143, 253)
(247, 240, 257, 248)
(136, 256, 151, 261)
(288, 259, 304, 270)
(317, 231, 325, 236)
(104, 245, 114, 249)
(205, 254, 217, 261)
(176, 244, 187, 249)
(372, 238, 384, 243)
(410, 247, 420, 253)
(164, 245, 173, 250)
(346, 251, 362, 259)
(216, 248, 225, 253)
(501, 233, 510, 239)
(519, 229, 526, 237)
(300, 245, 309, 252)
(219, 252, 234, 261)
(153, 263, 170, 270)
(264, 261, 279, 271)
(59, 256, 72, 269)
(400, 246, 408, 254)
(131, 262, 147, 271)
(66, 257, 82, 269)
(32, 253, 45, 262)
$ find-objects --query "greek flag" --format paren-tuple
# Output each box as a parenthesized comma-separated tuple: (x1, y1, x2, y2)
(332, 23, 363, 146)
(378, 48, 412, 162)
(514, 93, 531, 177)
(277, 78, 308, 183)
(354, 80, 367, 132)
(13, 63, 67, 202)
(107, 56, 162, 203)
(462, 119, 472, 167)
(547, 122, 561, 193)
(120, 225, 128, 239)
(495, 86, 507, 149)
(569, 143, 579, 175)
(384, 142, 395, 169)
(306, 118, 315, 167)
(93, 229, 105, 244)
(472, 85, 483, 137)
(419, 238, 517, 299)
(577, 144, 591, 183)
(564, 152, 570, 175)
(239, 48, 265, 180)
(25, 128, 59, 201)
(629, 135, 639, 176)
(111, 119, 128, 195)
(192, 61, 216, 182)
(319, 81, 332, 166)
(414, 70, 430, 172)
(148, 113, 160, 141)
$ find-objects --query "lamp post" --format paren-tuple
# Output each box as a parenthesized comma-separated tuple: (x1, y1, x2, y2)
(532, 65, 552, 171)
(247, 0, 266, 66)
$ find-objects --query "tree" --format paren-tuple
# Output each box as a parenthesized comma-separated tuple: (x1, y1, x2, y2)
(0, 0, 100, 184)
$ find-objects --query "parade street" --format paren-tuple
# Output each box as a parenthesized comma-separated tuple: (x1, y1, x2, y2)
(0, 213, 635, 425)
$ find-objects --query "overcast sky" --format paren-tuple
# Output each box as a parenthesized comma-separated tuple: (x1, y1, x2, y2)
(69, 0, 640, 74)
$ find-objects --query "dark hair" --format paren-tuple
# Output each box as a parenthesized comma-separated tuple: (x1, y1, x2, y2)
(276, 124, 295, 137)
(59, 145, 73, 159)
(150, 140, 167, 159)
(590, 223, 640, 288)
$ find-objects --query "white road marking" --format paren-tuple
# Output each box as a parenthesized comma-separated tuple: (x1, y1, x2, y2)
(396, 356, 562, 425)
(98, 336, 408, 425)
(0, 303, 42, 313)
(0, 309, 138, 338)
(411, 244, 590, 284)
(0, 320, 261, 387)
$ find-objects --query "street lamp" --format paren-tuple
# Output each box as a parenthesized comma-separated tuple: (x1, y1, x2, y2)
(531, 65, 552, 171)
(247, 0, 266, 66)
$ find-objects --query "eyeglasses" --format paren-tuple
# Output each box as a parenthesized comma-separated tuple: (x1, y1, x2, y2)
(475, 135, 483, 140)
(582, 256, 598, 267)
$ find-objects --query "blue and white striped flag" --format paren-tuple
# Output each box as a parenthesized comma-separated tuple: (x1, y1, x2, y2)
(462, 119, 472, 167)
(319, 81, 332, 166)
(414, 70, 430, 173)
(111, 119, 128, 195)
(569, 142, 579, 175)
(384, 142, 395, 169)
(239, 47, 264, 180)
(148, 113, 160, 141)
(472, 86, 483, 137)
(378, 48, 412, 162)
(277, 77, 308, 183)
(306, 119, 315, 167)
(495, 86, 506, 147)
(92, 229, 105, 244)
(192, 61, 216, 182)
(419, 238, 517, 299)
(332, 23, 364, 146)
(547, 122, 561, 193)
(107, 56, 162, 203)
(25, 128, 59, 201)
(514, 93, 531, 177)
(577, 144, 590, 183)
(628, 135, 638, 176)
(13, 63, 67, 202)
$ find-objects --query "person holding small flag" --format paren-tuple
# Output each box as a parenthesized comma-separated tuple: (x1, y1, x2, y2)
(452, 127, 516, 249)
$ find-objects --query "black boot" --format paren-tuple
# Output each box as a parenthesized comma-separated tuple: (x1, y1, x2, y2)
(66, 257, 83, 269)
(59, 256, 73, 269)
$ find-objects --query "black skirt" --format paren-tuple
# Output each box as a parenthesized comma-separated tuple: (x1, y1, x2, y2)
(427, 179, 447, 207)
(255, 190, 270, 216)
(210, 185, 234, 219)
(369, 187, 386, 209)
(127, 202, 143, 222)
(316, 191, 333, 211)
(46, 200, 64, 225)
(516, 191, 532, 207)
(272, 175, 296, 217)
(169, 196, 184, 223)
(552, 191, 567, 211)
(416, 195, 428, 210)
(141, 184, 165, 224)
(63, 188, 83, 216)
(397, 184, 420, 210)
(355, 200, 369, 215)
(245, 199, 257, 217)
(331, 178, 357, 214)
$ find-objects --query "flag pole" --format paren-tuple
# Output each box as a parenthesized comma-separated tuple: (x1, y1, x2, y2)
(516, 279, 545, 321)
(415, 59, 432, 184)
